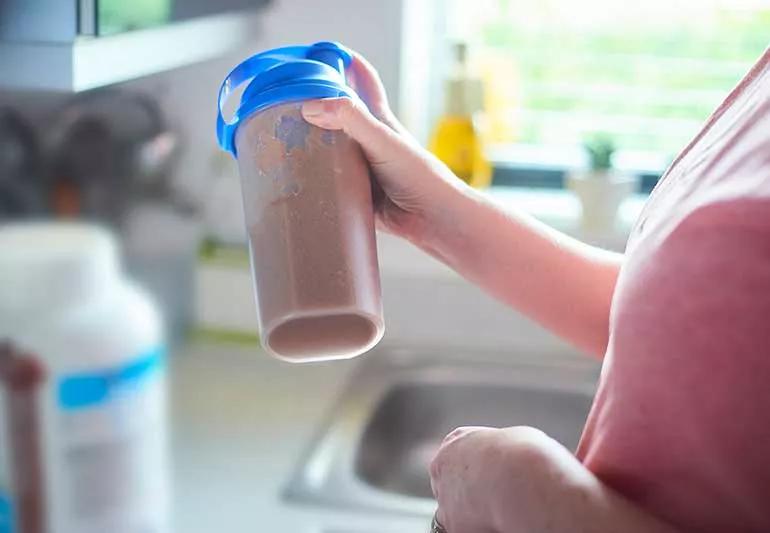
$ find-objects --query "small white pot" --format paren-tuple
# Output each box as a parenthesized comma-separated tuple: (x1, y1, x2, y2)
(567, 170, 636, 234)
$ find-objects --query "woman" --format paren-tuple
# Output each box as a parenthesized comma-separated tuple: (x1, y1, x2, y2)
(301, 46, 770, 533)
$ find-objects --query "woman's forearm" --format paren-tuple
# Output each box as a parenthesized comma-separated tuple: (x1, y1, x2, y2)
(412, 181, 622, 358)
(431, 426, 678, 533)
(501, 444, 679, 533)
(493, 432, 680, 533)
(555, 479, 680, 533)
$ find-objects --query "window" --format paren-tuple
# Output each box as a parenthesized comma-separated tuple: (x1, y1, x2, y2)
(449, 0, 769, 169)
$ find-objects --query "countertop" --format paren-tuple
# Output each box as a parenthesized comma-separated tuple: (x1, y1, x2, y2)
(169, 341, 432, 533)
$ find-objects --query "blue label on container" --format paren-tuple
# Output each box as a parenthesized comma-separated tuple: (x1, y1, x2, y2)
(58, 346, 165, 411)
(0, 491, 14, 533)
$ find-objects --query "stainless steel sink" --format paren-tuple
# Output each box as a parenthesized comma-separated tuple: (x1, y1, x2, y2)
(356, 381, 593, 499)
(284, 347, 599, 516)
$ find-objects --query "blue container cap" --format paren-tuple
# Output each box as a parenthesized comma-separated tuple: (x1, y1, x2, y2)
(216, 41, 355, 157)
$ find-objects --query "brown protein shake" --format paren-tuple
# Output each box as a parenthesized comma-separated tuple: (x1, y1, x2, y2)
(234, 102, 384, 361)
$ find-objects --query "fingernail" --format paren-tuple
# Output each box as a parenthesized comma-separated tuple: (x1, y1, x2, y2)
(301, 100, 327, 117)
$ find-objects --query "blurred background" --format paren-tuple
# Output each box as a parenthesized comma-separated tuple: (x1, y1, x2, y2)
(0, 1, 767, 532)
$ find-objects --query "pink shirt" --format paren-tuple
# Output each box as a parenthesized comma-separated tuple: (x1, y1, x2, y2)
(577, 47, 770, 532)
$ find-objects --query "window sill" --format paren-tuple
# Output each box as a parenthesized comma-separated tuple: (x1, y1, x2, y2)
(489, 142, 667, 193)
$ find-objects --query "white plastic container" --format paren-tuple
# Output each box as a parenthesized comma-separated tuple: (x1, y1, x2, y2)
(0, 223, 169, 533)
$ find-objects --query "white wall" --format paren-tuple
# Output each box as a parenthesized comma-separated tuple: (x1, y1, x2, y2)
(249, 0, 404, 110)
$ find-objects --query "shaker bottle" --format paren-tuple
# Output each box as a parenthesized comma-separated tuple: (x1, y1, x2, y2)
(216, 42, 384, 362)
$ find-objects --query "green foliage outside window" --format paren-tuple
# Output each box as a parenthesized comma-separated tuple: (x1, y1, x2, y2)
(459, 0, 770, 155)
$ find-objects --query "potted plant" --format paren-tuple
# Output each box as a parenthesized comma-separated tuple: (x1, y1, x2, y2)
(567, 135, 636, 234)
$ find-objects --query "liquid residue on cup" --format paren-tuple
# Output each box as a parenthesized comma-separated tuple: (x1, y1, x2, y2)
(235, 102, 383, 362)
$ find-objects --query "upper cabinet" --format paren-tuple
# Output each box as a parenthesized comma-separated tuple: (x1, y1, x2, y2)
(0, 0, 271, 92)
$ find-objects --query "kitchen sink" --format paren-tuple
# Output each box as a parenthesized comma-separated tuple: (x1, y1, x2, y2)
(356, 381, 593, 499)
(284, 347, 599, 516)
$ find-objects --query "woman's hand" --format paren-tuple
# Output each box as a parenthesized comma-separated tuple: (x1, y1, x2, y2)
(430, 426, 680, 533)
(301, 51, 464, 241)
(304, 49, 622, 358)
(430, 426, 563, 533)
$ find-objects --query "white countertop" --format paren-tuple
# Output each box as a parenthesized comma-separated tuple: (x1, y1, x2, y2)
(169, 342, 432, 533)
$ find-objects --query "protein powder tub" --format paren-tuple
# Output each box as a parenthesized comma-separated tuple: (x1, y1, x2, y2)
(0, 222, 169, 533)
(217, 42, 384, 362)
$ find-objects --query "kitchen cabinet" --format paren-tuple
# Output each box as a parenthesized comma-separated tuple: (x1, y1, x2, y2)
(0, 0, 271, 92)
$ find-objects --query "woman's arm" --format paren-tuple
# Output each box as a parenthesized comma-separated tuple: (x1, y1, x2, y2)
(415, 184, 622, 358)
(303, 52, 621, 357)
(430, 426, 679, 533)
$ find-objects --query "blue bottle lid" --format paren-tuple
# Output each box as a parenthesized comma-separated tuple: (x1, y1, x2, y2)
(216, 41, 354, 157)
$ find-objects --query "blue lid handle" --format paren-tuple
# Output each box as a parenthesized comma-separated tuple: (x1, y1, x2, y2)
(307, 41, 352, 75)
(216, 42, 353, 156)
(216, 45, 307, 155)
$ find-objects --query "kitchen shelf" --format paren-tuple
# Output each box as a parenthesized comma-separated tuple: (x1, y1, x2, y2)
(0, 10, 263, 92)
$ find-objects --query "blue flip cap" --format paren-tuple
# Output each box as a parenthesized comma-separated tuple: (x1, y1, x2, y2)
(216, 41, 354, 157)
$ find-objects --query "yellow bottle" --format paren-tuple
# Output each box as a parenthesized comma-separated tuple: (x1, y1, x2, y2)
(429, 43, 492, 188)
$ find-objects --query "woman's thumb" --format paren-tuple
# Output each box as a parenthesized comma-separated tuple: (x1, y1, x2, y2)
(301, 97, 404, 166)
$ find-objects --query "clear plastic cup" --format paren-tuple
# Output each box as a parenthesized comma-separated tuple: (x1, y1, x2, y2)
(234, 102, 384, 362)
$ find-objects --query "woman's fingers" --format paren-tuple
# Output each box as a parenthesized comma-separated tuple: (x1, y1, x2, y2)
(431, 426, 490, 481)
(442, 426, 489, 446)
(347, 51, 388, 110)
(429, 427, 505, 533)
(346, 50, 409, 134)
(302, 97, 407, 167)
(433, 509, 449, 533)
